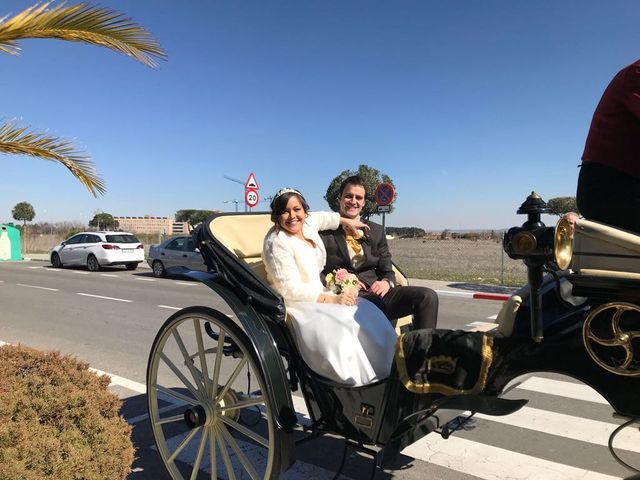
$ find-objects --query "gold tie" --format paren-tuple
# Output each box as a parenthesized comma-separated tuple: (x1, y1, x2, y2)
(345, 234, 362, 254)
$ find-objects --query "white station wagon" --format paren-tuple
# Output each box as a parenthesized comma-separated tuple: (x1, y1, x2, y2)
(50, 231, 144, 272)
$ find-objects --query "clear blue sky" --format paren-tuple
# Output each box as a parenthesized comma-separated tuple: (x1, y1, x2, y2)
(1, 0, 638, 230)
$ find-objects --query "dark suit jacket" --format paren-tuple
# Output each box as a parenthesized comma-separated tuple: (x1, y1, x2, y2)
(320, 220, 396, 288)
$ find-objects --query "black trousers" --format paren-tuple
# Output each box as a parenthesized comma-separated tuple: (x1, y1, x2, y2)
(577, 163, 640, 234)
(361, 285, 439, 330)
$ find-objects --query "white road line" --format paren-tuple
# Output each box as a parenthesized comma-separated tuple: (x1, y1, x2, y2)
(476, 406, 639, 453)
(434, 289, 473, 298)
(517, 376, 608, 405)
(72, 271, 90, 275)
(16, 283, 59, 292)
(0, 280, 4, 283)
(175, 281, 197, 286)
(27, 266, 43, 269)
(158, 305, 181, 310)
(402, 434, 619, 480)
(135, 277, 156, 282)
(487, 314, 498, 320)
(77, 293, 133, 303)
(90, 368, 146, 394)
(44, 268, 63, 272)
(100, 274, 119, 278)
(466, 321, 495, 328)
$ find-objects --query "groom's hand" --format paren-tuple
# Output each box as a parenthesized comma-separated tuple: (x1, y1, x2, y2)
(369, 279, 391, 298)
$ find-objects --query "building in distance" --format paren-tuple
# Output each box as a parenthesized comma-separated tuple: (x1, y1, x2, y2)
(114, 215, 188, 235)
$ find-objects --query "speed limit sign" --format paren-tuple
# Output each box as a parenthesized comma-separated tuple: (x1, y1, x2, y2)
(245, 188, 259, 208)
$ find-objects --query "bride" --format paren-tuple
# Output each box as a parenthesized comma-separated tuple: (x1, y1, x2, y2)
(262, 187, 397, 386)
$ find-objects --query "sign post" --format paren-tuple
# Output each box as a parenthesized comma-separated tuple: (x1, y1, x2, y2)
(374, 182, 395, 233)
(244, 172, 259, 211)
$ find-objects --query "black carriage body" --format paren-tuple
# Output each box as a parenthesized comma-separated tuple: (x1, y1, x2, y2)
(148, 209, 640, 480)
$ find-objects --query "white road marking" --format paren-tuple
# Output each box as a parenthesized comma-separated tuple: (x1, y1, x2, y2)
(434, 289, 473, 298)
(135, 277, 156, 282)
(466, 321, 495, 328)
(487, 314, 497, 320)
(518, 376, 608, 405)
(72, 270, 90, 275)
(16, 283, 59, 292)
(158, 305, 181, 310)
(476, 406, 639, 452)
(175, 281, 197, 286)
(402, 434, 619, 480)
(28, 266, 43, 269)
(100, 274, 119, 278)
(77, 293, 133, 303)
(90, 367, 146, 394)
(44, 268, 63, 272)
(0, 280, 4, 283)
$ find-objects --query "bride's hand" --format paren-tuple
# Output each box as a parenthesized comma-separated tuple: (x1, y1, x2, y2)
(337, 288, 357, 306)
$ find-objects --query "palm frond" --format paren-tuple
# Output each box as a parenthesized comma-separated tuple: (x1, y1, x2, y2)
(0, 2, 166, 67)
(0, 122, 104, 196)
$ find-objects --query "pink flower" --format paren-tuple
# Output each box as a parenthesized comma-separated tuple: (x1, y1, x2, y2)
(335, 268, 350, 283)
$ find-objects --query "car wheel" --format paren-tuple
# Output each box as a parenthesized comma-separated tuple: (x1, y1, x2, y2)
(86, 255, 101, 272)
(51, 252, 63, 269)
(152, 260, 166, 278)
(125, 263, 138, 271)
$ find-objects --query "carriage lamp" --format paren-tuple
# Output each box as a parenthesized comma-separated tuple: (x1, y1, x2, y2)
(503, 192, 574, 342)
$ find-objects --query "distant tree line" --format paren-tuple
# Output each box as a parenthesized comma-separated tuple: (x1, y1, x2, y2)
(386, 227, 426, 238)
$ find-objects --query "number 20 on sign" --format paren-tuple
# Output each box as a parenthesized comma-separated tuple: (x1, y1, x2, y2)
(245, 188, 259, 208)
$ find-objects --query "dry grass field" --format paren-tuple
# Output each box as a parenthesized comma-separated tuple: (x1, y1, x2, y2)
(24, 233, 528, 286)
(389, 237, 527, 286)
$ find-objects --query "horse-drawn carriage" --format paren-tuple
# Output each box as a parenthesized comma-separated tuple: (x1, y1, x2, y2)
(146, 193, 640, 479)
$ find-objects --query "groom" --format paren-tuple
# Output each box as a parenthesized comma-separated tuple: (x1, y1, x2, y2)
(320, 175, 438, 330)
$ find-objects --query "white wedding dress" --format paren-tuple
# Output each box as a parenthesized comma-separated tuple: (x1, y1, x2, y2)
(286, 297, 397, 386)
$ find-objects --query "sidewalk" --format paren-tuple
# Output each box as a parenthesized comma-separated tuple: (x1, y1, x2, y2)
(18, 254, 517, 300)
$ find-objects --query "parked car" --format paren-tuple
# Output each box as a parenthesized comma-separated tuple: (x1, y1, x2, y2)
(147, 235, 207, 277)
(50, 231, 144, 271)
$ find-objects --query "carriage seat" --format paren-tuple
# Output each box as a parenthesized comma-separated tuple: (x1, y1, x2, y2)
(208, 213, 412, 334)
(570, 218, 640, 279)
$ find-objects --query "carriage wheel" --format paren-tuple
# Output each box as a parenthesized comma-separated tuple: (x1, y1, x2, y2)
(147, 306, 283, 479)
(582, 302, 640, 377)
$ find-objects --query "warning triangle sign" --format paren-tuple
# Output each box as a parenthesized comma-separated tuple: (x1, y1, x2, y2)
(245, 172, 259, 190)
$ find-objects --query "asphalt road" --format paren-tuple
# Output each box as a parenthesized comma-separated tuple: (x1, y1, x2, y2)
(1, 261, 638, 480)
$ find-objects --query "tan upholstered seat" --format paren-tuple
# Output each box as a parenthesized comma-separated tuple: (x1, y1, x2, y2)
(209, 213, 411, 334)
(570, 218, 640, 277)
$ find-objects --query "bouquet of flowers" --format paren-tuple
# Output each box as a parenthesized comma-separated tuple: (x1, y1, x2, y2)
(325, 268, 359, 294)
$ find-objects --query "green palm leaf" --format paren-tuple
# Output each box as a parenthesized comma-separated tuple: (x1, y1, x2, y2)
(0, 2, 166, 67)
(0, 122, 104, 196)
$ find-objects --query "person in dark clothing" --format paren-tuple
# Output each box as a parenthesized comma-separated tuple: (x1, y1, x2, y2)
(578, 59, 640, 234)
(320, 175, 439, 330)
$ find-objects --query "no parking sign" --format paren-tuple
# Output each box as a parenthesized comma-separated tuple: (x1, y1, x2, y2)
(374, 183, 395, 206)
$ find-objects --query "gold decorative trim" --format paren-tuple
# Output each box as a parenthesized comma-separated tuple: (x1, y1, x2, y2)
(582, 302, 640, 377)
(395, 334, 494, 395)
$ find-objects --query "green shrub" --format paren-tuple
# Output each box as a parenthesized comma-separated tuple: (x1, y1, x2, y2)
(0, 345, 134, 480)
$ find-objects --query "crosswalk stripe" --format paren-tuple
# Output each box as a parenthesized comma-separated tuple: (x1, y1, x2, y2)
(475, 406, 639, 453)
(517, 376, 608, 405)
(401, 434, 620, 480)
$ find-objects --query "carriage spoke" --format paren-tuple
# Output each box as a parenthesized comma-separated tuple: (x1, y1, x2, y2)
(215, 425, 237, 480)
(218, 395, 265, 412)
(157, 414, 185, 426)
(209, 428, 217, 480)
(160, 353, 202, 401)
(172, 329, 208, 396)
(621, 346, 634, 369)
(218, 422, 260, 480)
(219, 414, 269, 448)
(156, 385, 199, 407)
(190, 426, 209, 480)
(194, 318, 212, 395)
(168, 426, 201, 464)
(211, 328, 226, 398)
(216, 357, 248, 403)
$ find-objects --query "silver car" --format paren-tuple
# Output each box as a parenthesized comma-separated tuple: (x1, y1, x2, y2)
(147, 235, 207, 277)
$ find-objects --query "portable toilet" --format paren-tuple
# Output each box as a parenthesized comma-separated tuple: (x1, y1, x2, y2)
(0, 223, 22, 261)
